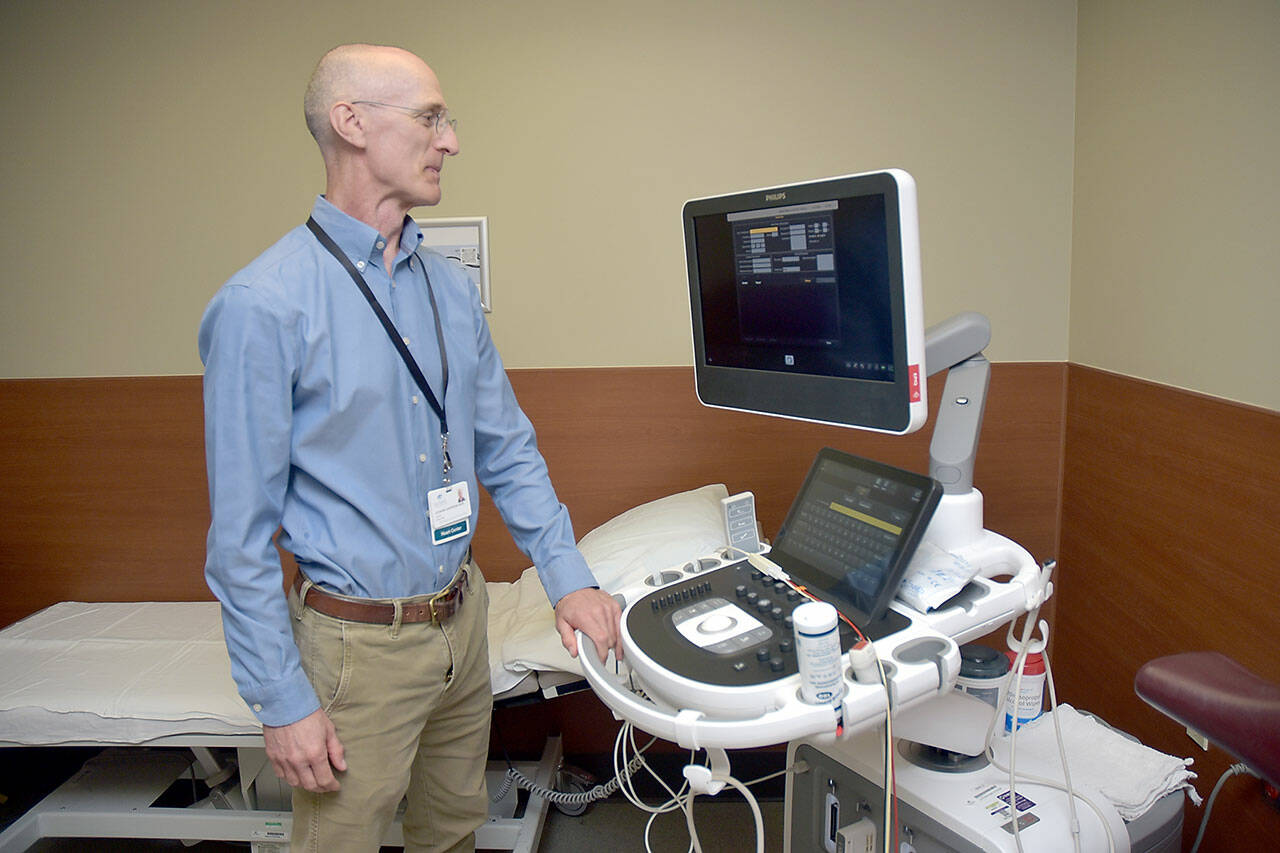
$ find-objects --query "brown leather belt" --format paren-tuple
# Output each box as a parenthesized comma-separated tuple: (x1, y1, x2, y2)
(293, 567, 467, 625)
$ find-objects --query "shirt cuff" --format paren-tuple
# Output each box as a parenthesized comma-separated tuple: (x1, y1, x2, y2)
(239, 666, 322, 728)
(536, 550, 600, 607)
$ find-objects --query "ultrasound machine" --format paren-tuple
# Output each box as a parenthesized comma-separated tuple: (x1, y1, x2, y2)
(577, 170, 1181, 852)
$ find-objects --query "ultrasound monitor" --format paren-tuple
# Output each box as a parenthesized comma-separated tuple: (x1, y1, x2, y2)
(683, 169, 926, 434)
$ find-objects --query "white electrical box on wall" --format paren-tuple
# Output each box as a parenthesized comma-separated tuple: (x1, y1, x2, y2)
(415, 215, 491, 312)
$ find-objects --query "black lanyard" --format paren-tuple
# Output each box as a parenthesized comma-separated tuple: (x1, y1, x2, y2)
(306, 217, 453, 482)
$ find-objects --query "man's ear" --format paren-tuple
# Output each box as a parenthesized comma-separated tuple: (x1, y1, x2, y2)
(329, 102, 367, 149)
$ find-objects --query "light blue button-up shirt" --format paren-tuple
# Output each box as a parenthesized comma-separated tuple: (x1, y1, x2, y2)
(199, 196, 596, 726)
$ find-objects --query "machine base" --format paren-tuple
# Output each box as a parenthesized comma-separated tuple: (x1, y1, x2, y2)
(785, 735, 1183, 853)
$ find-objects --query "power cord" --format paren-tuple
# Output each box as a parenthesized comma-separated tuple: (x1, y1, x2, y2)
(1189, 762, 1250, 853)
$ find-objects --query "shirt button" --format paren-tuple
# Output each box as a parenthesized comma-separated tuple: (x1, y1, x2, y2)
(418, 453, 427, 463)
(252, 703, 263, 712)
(412, 395, 419, 404)
(356, 260, 366, 271)
(376, 240, 385, 249)
(409, 258, 415, 269)
(402, 336, 410, 345)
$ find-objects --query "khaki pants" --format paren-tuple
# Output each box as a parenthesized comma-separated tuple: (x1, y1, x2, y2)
(287, 562, 492, 853)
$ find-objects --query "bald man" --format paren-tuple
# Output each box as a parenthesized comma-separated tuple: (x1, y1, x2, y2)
(199, 44, 621, 852)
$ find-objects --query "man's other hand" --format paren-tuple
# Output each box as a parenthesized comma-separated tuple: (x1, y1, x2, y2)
(555, 587, 622, 663)
(262, 707, 347, 793)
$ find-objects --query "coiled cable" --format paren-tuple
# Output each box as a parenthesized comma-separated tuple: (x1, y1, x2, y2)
(490, 730, 655, 808)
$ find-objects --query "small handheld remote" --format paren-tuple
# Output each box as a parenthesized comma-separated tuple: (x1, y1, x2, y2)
(721, 491, 761, 554)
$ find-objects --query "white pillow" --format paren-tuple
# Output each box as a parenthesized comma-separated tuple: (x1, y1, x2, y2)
(576, 483, 730, 592)
(487, 484, 730, 693)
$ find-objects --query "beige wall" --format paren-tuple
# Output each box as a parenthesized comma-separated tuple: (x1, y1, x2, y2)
(0, 0, 1077, 378)
(1070, 0, 1280, 410)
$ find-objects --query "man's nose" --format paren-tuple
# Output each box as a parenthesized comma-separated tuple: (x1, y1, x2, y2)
(438, 124, 459, 156)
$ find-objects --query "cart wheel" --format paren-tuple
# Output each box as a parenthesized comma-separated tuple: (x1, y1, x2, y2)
(553, 765, 595, 816)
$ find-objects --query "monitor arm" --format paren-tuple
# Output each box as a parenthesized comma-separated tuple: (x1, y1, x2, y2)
(923, 312, 991, 550)
(925, 312, 991, 493)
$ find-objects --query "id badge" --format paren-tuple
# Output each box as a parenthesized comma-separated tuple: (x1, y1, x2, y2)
(427, 481, 472, 545)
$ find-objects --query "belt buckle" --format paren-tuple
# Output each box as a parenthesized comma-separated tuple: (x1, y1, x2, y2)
(431, 572, 465, 623)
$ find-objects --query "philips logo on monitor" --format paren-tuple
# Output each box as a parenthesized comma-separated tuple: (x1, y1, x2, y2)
(764, 192, 787, 202)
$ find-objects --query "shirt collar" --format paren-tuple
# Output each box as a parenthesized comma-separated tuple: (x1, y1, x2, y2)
(310, 196, 425, 265)
(400, 215, 425, 257)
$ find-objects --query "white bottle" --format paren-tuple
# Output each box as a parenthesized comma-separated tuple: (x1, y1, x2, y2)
(793, 601, 845, 705)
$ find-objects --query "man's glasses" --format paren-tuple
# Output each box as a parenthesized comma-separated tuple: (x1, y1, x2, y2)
(351, 100, 457, 135)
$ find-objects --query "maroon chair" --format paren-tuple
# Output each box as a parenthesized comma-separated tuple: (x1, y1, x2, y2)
(1135, 651, 1280, 790)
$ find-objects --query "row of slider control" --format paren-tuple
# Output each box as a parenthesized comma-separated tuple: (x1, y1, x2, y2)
(651, 580, 713, 610)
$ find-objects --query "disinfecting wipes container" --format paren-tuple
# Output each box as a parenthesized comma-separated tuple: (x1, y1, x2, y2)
(793, 601, 845, 705)
(956, 643, 1009, 710)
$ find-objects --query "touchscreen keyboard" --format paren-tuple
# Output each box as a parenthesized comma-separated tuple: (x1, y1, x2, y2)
(788, 503, 896, 571)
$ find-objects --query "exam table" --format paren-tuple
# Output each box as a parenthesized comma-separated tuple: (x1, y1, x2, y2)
(0, 485, 734, 852)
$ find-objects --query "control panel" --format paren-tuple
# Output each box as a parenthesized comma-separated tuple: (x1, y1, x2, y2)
(626, 558, 862, 688)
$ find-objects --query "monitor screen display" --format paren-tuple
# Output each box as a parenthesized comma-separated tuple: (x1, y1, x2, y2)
(683, 170, 926, 434)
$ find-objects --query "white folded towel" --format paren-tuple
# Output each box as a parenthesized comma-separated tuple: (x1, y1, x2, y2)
(1006, 704, 1200, 821)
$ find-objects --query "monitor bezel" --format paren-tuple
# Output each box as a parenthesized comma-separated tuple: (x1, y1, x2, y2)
(683, 169, 926, 435)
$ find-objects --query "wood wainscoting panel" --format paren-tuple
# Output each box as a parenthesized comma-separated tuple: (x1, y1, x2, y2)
(477, 363, 1067, 582)
(1055, 365, 1280, 850)
(1, 363, 1066, 627)
(0, 377, 212, 628)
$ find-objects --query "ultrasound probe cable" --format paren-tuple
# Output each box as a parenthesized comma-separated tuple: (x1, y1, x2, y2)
(746, 549, 898, 853)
